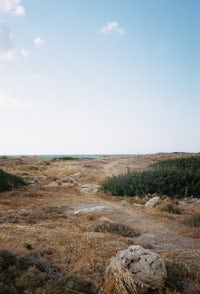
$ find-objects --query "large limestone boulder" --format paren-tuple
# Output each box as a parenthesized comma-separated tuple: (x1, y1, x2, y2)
(105, 245, 167, 293)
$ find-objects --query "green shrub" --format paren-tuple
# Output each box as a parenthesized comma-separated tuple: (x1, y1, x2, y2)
(0, 169, 26, 192)
(150, 156, 200, 172)
(165, 261, 200, 293)
(102, 157, 200, 198)
(53, 156, 80, 161)
(94, 222, 139, 237)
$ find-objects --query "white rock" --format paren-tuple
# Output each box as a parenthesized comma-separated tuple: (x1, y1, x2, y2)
(105, 245, 167, 293)
(70, 172, 83, 178)
(61, 183, 74, 188)
(62, 177, 77, 183)
(46, 181, 59, 187)
(145, 196, 160, 207)
(80, 183, 100, 193)
(74, 205, 112, 214)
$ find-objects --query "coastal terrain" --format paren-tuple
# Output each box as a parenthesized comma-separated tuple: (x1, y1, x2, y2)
(0, 153, 199, 293)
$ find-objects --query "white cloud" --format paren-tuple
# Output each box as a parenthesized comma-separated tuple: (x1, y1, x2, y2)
(30, 73, 40, 81)
(20, 49, 29, 57)
(0, 0, 25, 16)
(2, 49, 15, 60)
(34, 37, 46, 48)
(0, 94, 29, 108)
(100, 21, 125, 36)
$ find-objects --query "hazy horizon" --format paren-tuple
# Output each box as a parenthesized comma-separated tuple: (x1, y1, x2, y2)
(0, 0, 199, 155)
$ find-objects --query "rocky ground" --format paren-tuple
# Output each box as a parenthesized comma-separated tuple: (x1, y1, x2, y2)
(0, 153, 199, 293)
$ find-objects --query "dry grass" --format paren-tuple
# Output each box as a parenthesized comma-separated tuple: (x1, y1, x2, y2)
(0, 153, 200, 292)
(103, 257, 137, 294)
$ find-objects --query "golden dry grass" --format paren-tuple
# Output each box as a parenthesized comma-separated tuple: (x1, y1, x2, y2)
(0, 153, 199, 293)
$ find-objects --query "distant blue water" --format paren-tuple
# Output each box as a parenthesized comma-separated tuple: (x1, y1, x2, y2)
(7, 154, 138, 158)
(37, 154, 122, 158)
(38, 154, 102, 158)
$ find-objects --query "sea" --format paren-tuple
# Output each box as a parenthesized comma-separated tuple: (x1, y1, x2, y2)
(7, 154, 138, 159)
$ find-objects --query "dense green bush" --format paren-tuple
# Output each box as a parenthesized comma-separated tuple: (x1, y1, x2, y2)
(0, 169, 26, 192)
(53, 156, 80, 161)
(102, 157, 200, 198)
(150, 156, 200, 172)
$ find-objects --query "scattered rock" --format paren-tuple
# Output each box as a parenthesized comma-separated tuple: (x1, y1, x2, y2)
(74, 205, 112, 215)
(37, 175, 48, 182)
(105, 245, 167, 293)
(145, 196, 160, 207)
(61, 183, 74, 188)
(70, 172, 83, 178)
(62, 177, 77, 183)
(80, 183, 100, 193)
(178, 197, 200, 206)
(46, 181, 59, 187)
(134, 203, 144, 207)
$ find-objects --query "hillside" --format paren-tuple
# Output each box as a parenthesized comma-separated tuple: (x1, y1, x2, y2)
(0, 153, 199, 293)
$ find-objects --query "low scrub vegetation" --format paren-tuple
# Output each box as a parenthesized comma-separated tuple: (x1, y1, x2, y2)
(183, 213, 200, 228)
(94, 222, 139, 238)
(0, 249, 94, 293)
(165, 261, 200, 293)
(53, 156, 81, 161)
(102, 156, 200, 198)
(0, 169, 26, 192)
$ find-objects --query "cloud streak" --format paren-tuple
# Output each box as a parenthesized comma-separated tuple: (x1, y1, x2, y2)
(0, 0, 25, 16)
(0, 94, 30, 108)
(100, 21, 125, 36)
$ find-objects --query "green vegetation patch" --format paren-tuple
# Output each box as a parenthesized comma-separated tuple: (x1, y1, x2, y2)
(94, 222, 140, 237)
(0, 169, 26, 192)
(150, 156, 200, 172)
(52, 156, 81, 161)
(102, 156, 200, 198)
(0, 250, 94, 293)
(165, 261, 200, 293)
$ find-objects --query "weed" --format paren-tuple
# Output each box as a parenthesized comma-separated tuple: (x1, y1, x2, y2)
(165, 261, 200, 293)
(159, 201, 181, 214)
(94, 222, 140, 238)
(183, 213, 200, 228)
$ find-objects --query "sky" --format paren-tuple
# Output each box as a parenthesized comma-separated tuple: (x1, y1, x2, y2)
(0, 0, 199, 155)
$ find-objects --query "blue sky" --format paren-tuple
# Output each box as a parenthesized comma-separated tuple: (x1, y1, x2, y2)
(0, 0, 199, 155)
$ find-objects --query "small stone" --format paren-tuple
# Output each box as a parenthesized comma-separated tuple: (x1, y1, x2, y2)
(61, 183, 74, 188)
(70, 172, 83, 178)
(46, 181, 59, 187)
(74, 205, 112, 214)
(80, 184, 100, 193)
